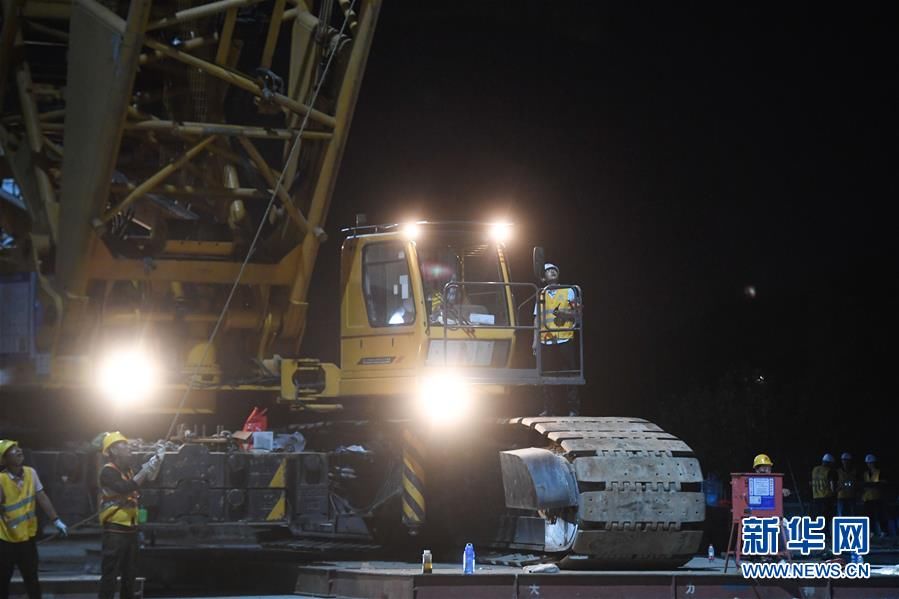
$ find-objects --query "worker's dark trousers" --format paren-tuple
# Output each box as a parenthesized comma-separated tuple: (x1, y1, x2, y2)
(837, 497, 856, 517)
(863, 500, 886, 537)
(539, 340, 580, 416)
(99, 529, 138, 599)
(813, 497, 836, 547)
(0, 537, 41, 599)
(813, 497, 836, 522)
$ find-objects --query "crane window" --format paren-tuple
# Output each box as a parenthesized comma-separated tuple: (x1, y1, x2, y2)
(363, 242, 415, 327)
(418, 239, 509, 326)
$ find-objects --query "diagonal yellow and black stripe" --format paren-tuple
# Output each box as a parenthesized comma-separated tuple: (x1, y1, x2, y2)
(402, 428, 426, 528)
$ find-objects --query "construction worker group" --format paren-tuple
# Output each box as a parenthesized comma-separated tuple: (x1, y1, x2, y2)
(810, 452, 893, 539)
(753, 451, 894, 543)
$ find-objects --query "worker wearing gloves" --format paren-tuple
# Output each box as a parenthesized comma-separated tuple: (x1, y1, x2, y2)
(97, 432, 164, 599)
(533, 263, 581, 416)
(0, 439, 67, 599)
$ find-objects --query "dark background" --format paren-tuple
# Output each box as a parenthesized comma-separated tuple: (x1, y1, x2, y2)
(303, 2, 899, 482)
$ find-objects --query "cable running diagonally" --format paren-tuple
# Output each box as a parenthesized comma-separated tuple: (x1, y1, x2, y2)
(165, 1, 358, 439)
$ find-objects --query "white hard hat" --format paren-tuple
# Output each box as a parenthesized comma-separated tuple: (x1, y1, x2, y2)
(822, 453, 835, 463)
(865, 454, 877, 464)
(543, 263, 559, 272)
(841, 452, 852, 460)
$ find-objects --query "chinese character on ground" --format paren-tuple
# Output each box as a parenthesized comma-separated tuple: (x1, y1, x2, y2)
(832, 517, 869, 556)
(785, 516, 827, 555)
(742, 517, 781, 556)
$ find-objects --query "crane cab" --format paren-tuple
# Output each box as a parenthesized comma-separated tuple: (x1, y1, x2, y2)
(338, 222, 519, 401)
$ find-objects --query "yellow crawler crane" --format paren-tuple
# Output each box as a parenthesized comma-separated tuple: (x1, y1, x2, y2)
(0, 0, 704, 566)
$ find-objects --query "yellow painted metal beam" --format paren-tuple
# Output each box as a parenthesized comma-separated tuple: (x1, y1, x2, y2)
(283, 0, 381, 344)
(215, 6, 237, 65)
(99, 135, 217, 223)
(56, 0, 153, 297)
(86, 237, 304, 285)
(113, 119, 332, 141)
(140, 33, 216, 64)
(145, 0, 265, 31)
(109, 183, 269, 200)
(142, 38, 337, 129)
(238, 136, 317, 237)
(14, 62, 59, 241)
(260, 0, 286, 69)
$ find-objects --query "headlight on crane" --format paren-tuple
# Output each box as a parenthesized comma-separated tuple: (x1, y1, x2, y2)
(489, 221, 513, 244)
(416, 370, 473, 425)
(96, 346, 160, 406)
(402, 222, 421, 240)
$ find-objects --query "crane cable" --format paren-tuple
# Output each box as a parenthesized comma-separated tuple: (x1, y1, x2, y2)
(164, 0, 358, 441)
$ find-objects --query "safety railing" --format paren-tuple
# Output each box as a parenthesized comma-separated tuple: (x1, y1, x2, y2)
(428, 281, 584, 386)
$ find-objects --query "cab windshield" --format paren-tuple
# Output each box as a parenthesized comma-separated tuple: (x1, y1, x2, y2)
(416, 235, 509, 326)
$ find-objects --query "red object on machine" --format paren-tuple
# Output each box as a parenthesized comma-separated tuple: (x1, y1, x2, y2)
(724, 472, 789, 570)
(241, 407, 268, 449)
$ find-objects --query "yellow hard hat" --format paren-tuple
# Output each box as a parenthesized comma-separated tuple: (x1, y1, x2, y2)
(101, 431, 129, 455)
(753, 453, 773, 468)
(0, 439, 18, 459)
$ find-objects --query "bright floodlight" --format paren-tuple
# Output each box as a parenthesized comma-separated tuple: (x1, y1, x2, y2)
(97, 347, 159, 405)
(415, 371, 473, 425)
(489, 222, 512, 243)
(403, 222, 420, 240)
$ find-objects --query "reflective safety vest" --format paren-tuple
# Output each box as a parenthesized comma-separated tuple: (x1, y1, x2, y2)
(811, 465, 835, 499)
(429, 292, 442, 314)
(837, 467, 857, 499)
(862, 468, 882, 503)
(98, 463, 139, 528)
(0, 467, 38, 542)
(538, 288, 576, 344)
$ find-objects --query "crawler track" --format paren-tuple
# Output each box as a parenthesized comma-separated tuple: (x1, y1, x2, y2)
(512, 416, 705, 568)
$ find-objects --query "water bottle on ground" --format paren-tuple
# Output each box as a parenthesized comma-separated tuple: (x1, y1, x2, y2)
(463, 543, 475, 574)
(708, 544, 715, 563)
(421, 549, 432, 574)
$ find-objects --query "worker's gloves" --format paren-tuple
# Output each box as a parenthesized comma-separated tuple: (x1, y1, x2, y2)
(136, 454, 163, 483)
(146, 454, 163, 481)
(53, 518, 68, 536)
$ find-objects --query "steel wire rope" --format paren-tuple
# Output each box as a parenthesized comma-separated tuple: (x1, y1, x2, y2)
(164, 0, 357, 440)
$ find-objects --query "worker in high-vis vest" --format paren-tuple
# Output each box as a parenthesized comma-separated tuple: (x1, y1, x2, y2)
(97, 432, 163, 599)
(810, 453, 838, 532)
(0, 439, 67, 599)
(862, 454, 887, 539)
(533, 262, 581, 416)
(836, 452, 859, 517)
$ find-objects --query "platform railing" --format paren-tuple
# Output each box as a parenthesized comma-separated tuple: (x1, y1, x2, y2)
(430, 281, 584, 386)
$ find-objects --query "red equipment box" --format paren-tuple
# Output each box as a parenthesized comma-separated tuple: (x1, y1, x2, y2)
(724, 472, 787, 569)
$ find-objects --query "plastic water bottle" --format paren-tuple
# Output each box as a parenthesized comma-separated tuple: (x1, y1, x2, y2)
(421, 549, 432, 574)
(463, 543, 475, 574)
(708, 544, 715, 563)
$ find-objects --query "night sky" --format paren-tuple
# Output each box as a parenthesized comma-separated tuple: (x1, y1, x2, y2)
(303, 2, 898, 480)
